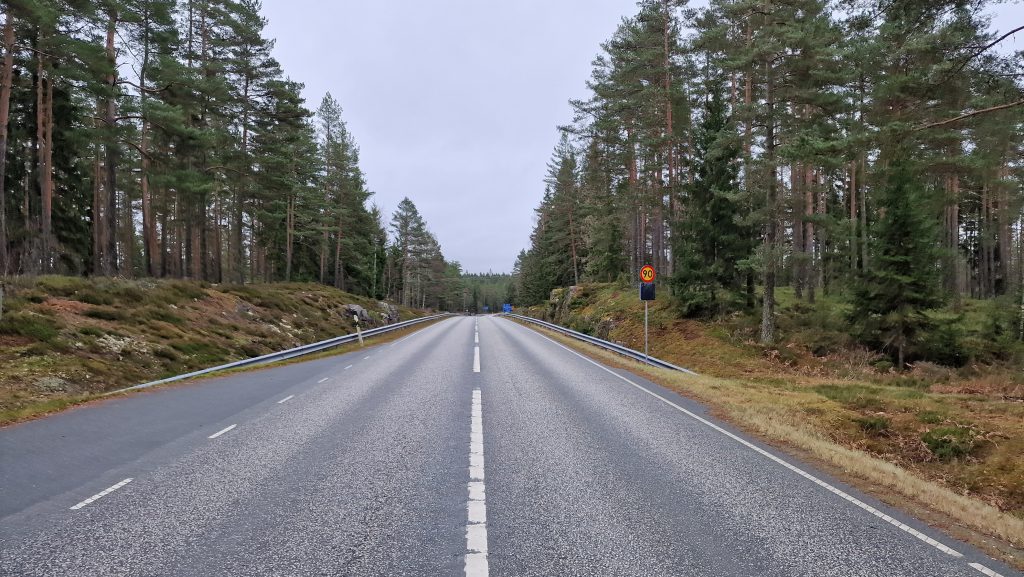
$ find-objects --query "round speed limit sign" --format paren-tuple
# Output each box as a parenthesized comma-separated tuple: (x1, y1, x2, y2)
(640, 265, 656, 283)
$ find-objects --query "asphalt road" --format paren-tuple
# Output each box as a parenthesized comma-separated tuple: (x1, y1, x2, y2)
(0, 316, 1018, 577)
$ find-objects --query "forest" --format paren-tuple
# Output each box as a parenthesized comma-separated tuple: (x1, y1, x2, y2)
(0, 0, 487, 311)
(515, 0, 1024, 368)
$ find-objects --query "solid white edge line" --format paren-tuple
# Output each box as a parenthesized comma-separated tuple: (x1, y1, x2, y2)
(969, 563, 1004, 577)
(473, 346, 481, 373)
(69, 478, 133, 510)
(208, 424, 237, 439)
(277, 394, 294, 404)
(507, 319, 967, 560)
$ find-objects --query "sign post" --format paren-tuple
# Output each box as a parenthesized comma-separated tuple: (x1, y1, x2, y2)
(639, 265, 656, 361)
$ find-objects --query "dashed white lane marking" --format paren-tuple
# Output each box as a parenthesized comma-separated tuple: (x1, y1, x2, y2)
(465, 388, 489, 576)
(514, 322, 966, 560)
(318, 377, 329, 383)
(208, 424, 237, 439)
(475, 331, 479, 344)
(344, 365, 353, 370)
(969, 563, 1005, 577)
(277, 395, 294, 404)
(473, 346, 481, 373)
(364, 356, 371, 360)
(69, 478, 132, 510)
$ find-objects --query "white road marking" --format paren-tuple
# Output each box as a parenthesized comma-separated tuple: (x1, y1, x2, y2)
(970, 563, 1005, 577)
(277, 395, 294, 404)
(318, 377, 329, 383)
(465, 388, 489, 577)
(208, 424, 237, 439)
(344, 365, 353, 370)
(69, 478, 132, 510)
(364, 356, 371, 360)
(514, 321, 967, 560)
(475, 332, 479, 344)
(473, 346, 481, 373)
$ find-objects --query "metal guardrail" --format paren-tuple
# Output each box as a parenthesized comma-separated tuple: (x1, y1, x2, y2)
(506, 313, 698, 375)
(108, 313, 453, 395)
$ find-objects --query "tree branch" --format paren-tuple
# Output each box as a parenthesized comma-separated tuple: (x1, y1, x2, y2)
(915, 98, 1024, 130)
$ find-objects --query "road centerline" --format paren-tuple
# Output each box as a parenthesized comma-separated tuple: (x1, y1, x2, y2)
(465, 388, 489, 576)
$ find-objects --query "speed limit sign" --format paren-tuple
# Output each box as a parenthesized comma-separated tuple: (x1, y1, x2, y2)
(639, 265, 656, 283)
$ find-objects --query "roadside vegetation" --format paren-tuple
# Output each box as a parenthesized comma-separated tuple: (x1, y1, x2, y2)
(522, 282, 1024, 563)
(0, 276, 424, 425)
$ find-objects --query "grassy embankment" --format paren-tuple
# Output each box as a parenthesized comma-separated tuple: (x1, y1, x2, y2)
(0, 276, 426, 425)
(523, 282, 1024, 566)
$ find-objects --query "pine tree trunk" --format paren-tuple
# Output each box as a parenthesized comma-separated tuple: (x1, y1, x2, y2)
(793, 164, 804, 300)
(859, 156, 868, 272)
(334, 214, 344, 290)
(103, 9, 119, 276)
(805, 166, 816, 304)
(44, 69, 54, 272)
(139, 9, 158, 277)
(319, 229, 327, 284)
(37, 53, 53, 274)
(849, 160, 857, 273)
(0, 13, 14, 275)
(235, 73, 250, 284)
(569, 202, 579, 286)
(92, 135, 103, 275)
(760, 60, 777, 345)
(285, 195, 293, 281)
(998, 162, 1011, 295)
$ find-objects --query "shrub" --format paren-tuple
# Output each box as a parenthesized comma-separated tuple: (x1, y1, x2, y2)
(142, 307, 185, 325)
(854, 416, 890, 436)
(813, 384, 886, 411)
(170, 340, 229, 364)
(22, 342, 53, 356)
(84, 307, 126, 321)
(76, 290, 115, 306)
(917, 318, 969, 367)
(24, 292, 48, 304)
(154, 280, 207, 303)
(922, 426, 976, 461)
(0, 311, 61, 342)
(917, 410, 945, 425)
(78, 326, 105, 337)
(153, 347, 180, 361)
(34, 275, 90, 296)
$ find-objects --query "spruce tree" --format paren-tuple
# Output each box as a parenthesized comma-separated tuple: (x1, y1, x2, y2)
(850, 150, 944, 370)
(671, 82, 748, 317)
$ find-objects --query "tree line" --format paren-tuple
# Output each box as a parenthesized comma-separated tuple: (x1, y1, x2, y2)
(515, 0, 1023, 365)
(0, 0, 467, 311)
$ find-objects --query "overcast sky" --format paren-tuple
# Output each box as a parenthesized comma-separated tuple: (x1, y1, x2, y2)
(260, 1, 1023, 274)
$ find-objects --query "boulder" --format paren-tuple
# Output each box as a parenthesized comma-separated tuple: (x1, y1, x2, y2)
(344, 304, 372, 324)
(378, 301, 400, 324)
